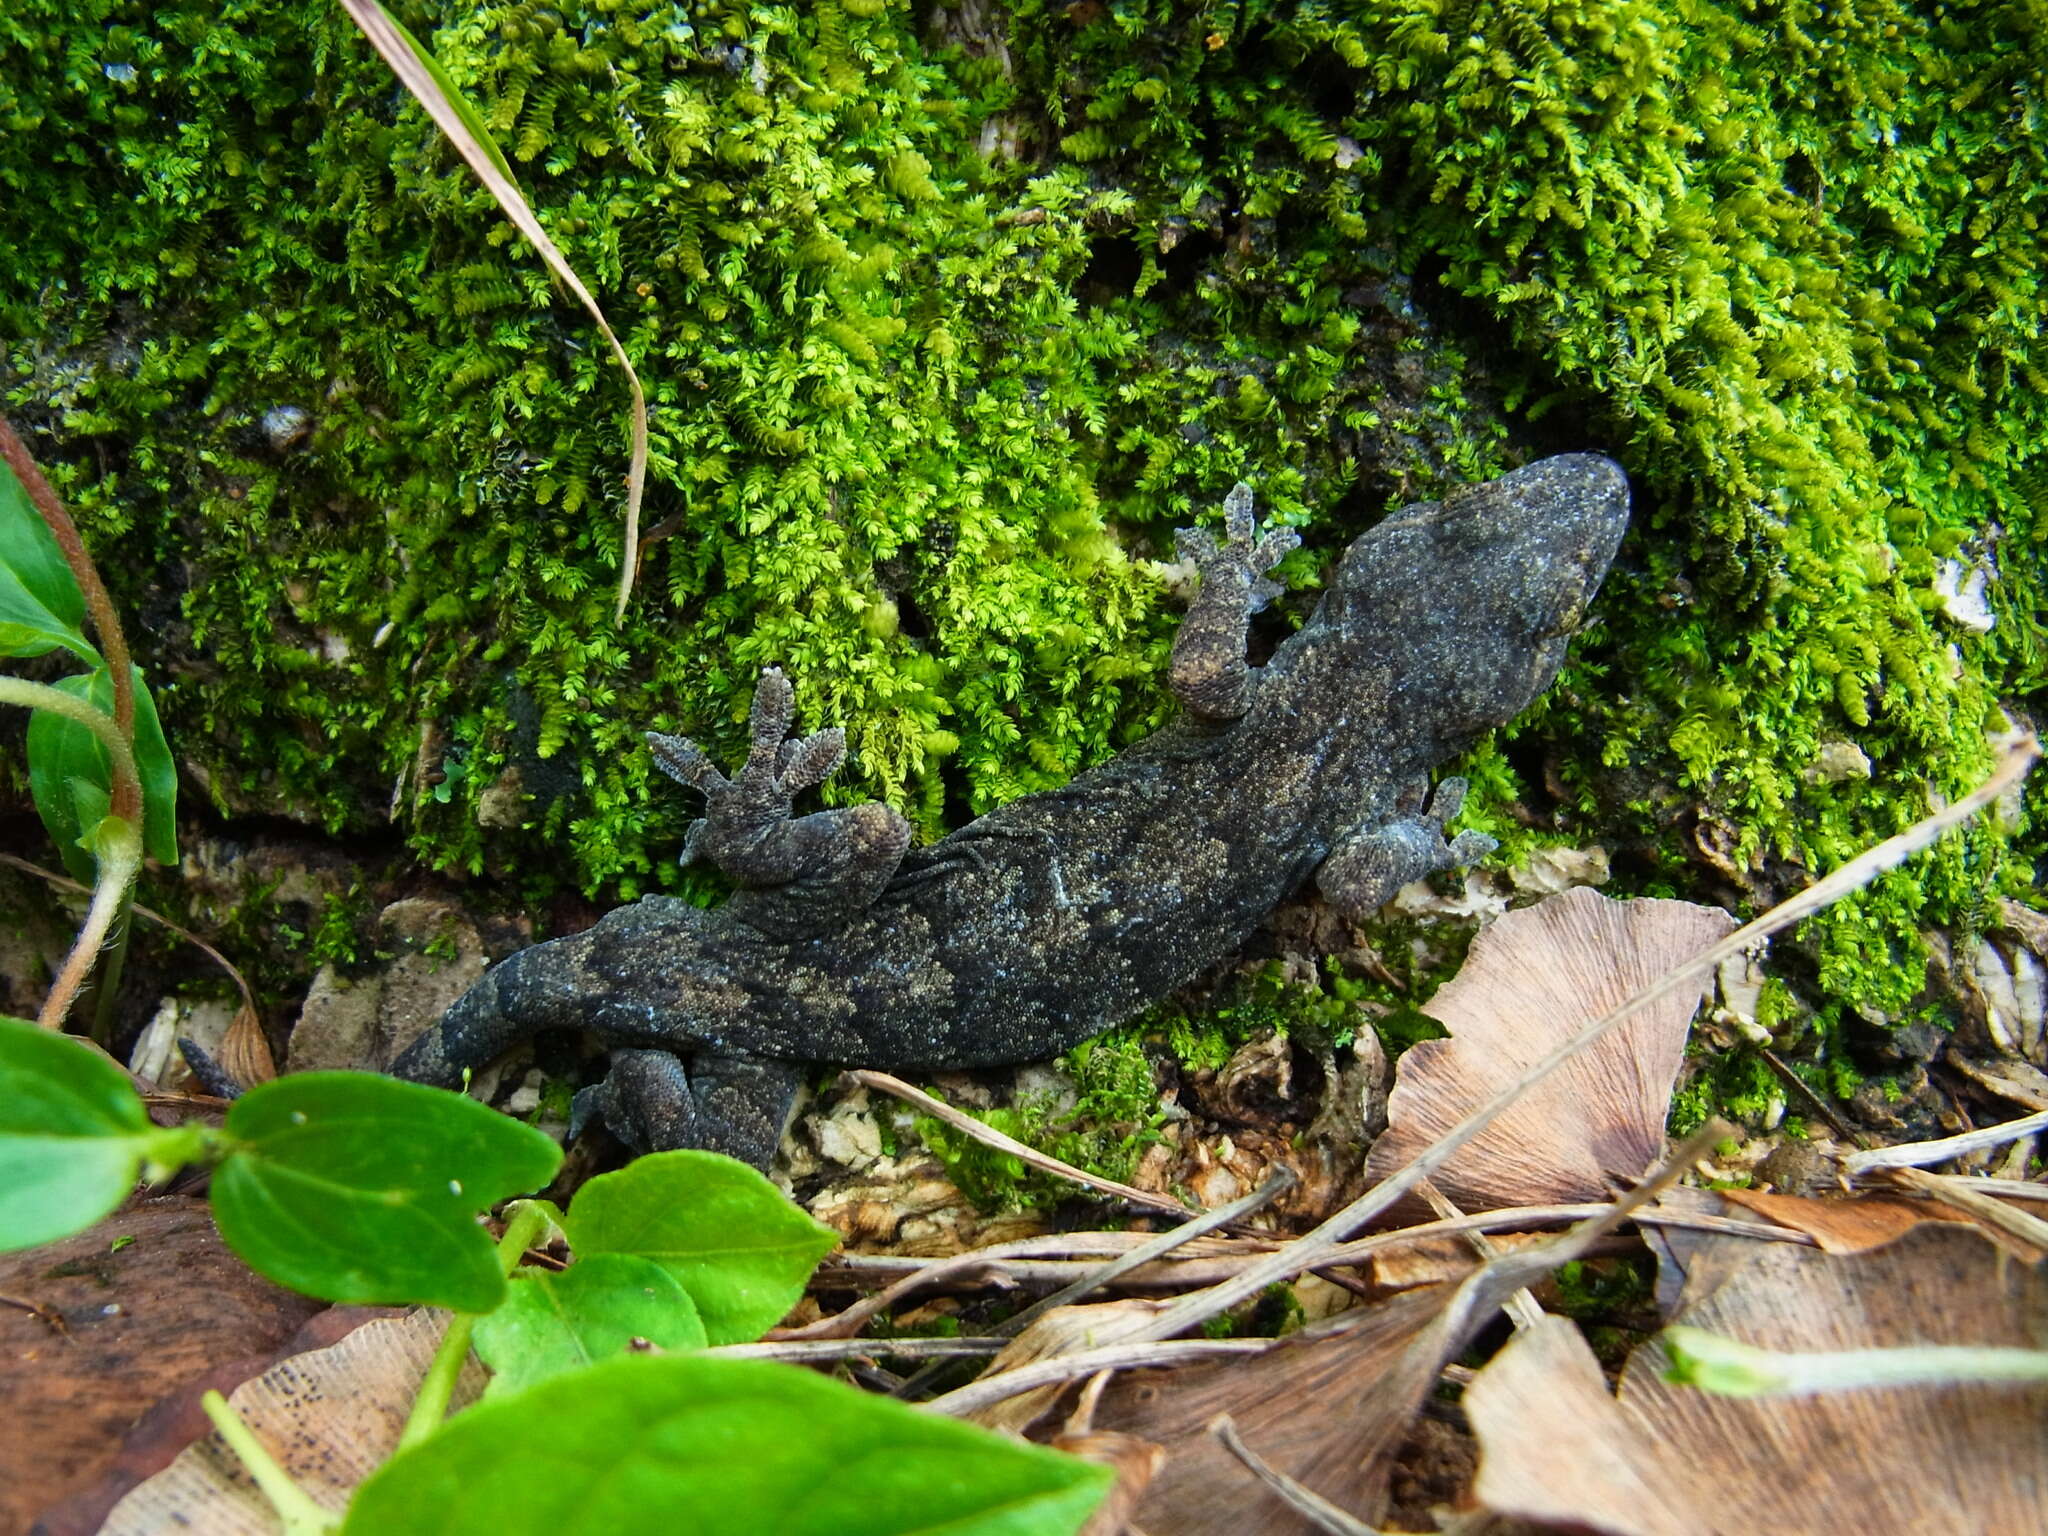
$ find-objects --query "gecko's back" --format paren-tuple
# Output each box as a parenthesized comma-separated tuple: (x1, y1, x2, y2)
(393, 454, 1629, 1162)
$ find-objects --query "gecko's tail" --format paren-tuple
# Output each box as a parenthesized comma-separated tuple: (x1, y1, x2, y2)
(389, 931, 592, 1089)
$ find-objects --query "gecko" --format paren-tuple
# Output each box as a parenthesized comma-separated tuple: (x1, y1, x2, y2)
(391, 454, 1630, 1166)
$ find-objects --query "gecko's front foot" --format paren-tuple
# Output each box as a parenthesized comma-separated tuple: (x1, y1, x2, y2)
(647, 666, 910, 936)
(1168, 482, 1300, 724)
(1317, 776, 1497, 923)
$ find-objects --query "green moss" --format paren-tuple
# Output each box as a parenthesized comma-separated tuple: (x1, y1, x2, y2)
(915, 1031, 1166, 1211)
(1670, 1046, 1782, 1136)
(1, 0, 2039, 1062)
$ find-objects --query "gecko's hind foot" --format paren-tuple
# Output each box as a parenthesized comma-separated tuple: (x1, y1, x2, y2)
(571, 1047, 804, 1167)
(1317, 776, 1497, 923)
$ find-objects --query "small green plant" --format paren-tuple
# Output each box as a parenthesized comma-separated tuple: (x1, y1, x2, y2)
(0, 1015, 1112, 1533)
(0, 418, 177, 1038)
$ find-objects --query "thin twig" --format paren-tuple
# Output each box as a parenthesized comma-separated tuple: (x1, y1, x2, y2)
(1124, 742, 2038, 1345)
(845, 1069, 1202, 1220)
(890, 1167, 1300, 1402)
(1843, 1108, 2048, 1176)
(997, 1166, 1298, 1338)
(798, 1201, 1814, 1327)
(1210, 1414, 1386, 1536)
(1418, 1178, 1543, 1331)
(926, 1132, 1731, 1420)
(924, 1339, 1272, 1417)
(1760, 1046, 1861, 1142)
(707, 1337, 1007, 1363)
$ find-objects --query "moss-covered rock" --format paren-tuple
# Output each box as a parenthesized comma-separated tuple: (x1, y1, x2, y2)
(2, 0, 2040, 1069)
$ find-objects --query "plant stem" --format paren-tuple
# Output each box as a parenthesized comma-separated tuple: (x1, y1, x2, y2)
(37, 828, 140, 1033)
(0, 677, 141, 779)
(0, 678, 148, 1030)
(1663, 1327, 2048, 1397)
(0, 415, 135, 744)
(84, 902, 133, 1050)
(396, 1201, 551, 1450)
(199, 1389, 341, 1535)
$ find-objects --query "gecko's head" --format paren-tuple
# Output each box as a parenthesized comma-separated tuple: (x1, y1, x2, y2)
(1327, 453, 1630, 747)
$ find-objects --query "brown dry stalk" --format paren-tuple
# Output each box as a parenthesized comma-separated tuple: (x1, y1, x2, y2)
(0, 415, 135, 743)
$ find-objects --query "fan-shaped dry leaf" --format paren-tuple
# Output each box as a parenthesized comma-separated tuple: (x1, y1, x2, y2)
(1465, 1224, 2048, 1534)
(964, 1298, 1170, 1435)
(218, 999, 277, 1086)
(99, 1305, 481, 1533)
(1088, 1285, 1453, 1534)
(1365, 887, 1734, 1214)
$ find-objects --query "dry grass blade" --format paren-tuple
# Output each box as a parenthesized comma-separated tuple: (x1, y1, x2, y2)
(337, 0, 649, 622)
(845, 1069, 1201, 1219)
(998, 1166, 1297, 1340)
(783, 1232, 1271, 1342)
(1127, 738, 2039, 1345)
(706, 1337, 1005, 1363)
(924, 1338, 1272, 1417)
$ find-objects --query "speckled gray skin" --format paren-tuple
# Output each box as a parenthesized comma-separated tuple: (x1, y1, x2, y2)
(392, 454, 1630, 1165)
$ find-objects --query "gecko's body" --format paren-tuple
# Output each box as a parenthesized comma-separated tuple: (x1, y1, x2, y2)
(393, 455, 1630, 1164)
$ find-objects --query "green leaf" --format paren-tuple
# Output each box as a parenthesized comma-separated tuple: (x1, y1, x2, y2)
(343, 1354, 1112, 1535)
(24, 664, 179, 878)
(473, 1253, 707, 1395)
(563, 1150, 838, 1345)
(0, 458, 95, 664)
(210, 1073, 563, 1311)
(0, 1015, 153, 1251)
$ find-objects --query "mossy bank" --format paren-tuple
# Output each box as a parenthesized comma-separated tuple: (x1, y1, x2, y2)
(2, 1, 2041, 1082)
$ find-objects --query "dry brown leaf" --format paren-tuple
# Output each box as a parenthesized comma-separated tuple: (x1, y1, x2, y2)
(1089, 1286, 1455, 1535)
(0, 1201, 323, 1533)
(1717, 1187, 1979, 1254)
(1465, 1224, 2048, 1534)
(99, 1306, 481, 1533)
(963, 1298, 1171, 1435)
(217, 999, 277, 1086)
(1365, 887, 1734, 1215)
